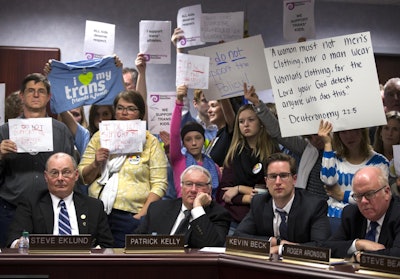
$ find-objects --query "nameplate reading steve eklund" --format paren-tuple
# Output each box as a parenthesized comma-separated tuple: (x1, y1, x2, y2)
(29, 234, 92, 253)
(125, 235, 185, 253)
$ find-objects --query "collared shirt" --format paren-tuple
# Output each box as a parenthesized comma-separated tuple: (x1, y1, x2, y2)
(272, 194, 295, 238)
(170, 204, 206, 235)
(348, 214, 386, 254)
(50, 193, 79, 235)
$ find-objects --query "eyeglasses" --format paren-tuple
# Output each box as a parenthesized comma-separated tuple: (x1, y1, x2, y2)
(46, 169, 75, 178)
(266, 172, 292, 181)
(182, 181, 210, 189)
(24, 88, 48, 95)
(351, 185, 387, 202)
(116, 105, 139, 114)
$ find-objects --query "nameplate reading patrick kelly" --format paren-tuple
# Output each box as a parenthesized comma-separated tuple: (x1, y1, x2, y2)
(125, 235, 184, 253)
(29, 234, 92, 252)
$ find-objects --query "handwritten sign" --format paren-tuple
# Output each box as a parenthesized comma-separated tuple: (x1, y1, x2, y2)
(265, 32, 386, 137)
(283, 0, 316, 41)
(84, 20, 115, 60)
(147, 92, 176, 135)
(139, 20, 171, 64)
(177, 4, 205, 48)
(9, 118, 53, 153)
(99, 120, 146, 154)
(200, 12, 244, 43)
(189, 35, 270, 101)
(0, 83, 4, 125)
(176, 53, 210, 89)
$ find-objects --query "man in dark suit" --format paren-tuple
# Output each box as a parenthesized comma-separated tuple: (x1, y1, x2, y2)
(7, 152, 113, 248)
(234, 153, 331, 254)
(322, 166, 400, 259)
(135, 165, 231, 248)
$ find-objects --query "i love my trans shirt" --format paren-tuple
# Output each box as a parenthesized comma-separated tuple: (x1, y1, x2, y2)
(48, 55, 124, 114)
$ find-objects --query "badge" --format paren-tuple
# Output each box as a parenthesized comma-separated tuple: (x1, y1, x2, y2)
(252, 163, 262, 174)
(129, 155, 140, 164)
(81, 214, 86, 220)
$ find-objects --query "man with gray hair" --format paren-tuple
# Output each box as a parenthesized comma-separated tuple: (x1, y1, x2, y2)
(136, 165, 231, 248)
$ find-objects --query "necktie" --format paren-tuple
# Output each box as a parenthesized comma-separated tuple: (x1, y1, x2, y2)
(175, 210, 191, 235)
(365, 221, 379, 241)
(59, 200, 72, 235)
(276, 209, 288, 240)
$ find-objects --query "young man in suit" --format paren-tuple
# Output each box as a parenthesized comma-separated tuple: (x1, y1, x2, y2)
(135, 165, 231, 248)
(234, 153, 331, 255)
(322, 166, 400, 259)
(7, 152, 114, 248)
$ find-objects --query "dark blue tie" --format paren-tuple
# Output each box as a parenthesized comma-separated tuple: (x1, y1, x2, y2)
(276, 209, 288, 240)
(365, 221, 379, 241)
(59, 200, 72, 235)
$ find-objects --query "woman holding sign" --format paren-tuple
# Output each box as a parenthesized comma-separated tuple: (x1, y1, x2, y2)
(78, 90, 168, 248)
(318, 120, 389, 219)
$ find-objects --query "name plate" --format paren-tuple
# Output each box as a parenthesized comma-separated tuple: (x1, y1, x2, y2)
(125, 235, 184, 253)
(282, 244, 331, 264)
(225, 236, 270, 259)
(29, 234, 92, 253)
(360, 253, 400, 275)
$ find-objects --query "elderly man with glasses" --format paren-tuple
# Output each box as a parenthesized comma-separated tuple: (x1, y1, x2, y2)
(135, 165, 231, 248)
(322, 166, 400, 259)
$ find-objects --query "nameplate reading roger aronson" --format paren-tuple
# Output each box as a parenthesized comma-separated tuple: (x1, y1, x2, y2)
(125, 235, 185, 253)
(29, 234, 92, 253)
(282, 244, 330, 264)
(360, 253, 400, 275)
(225, 236, 270, 258)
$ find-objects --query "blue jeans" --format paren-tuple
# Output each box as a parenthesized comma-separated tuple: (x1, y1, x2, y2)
(108, 209, 141, 248)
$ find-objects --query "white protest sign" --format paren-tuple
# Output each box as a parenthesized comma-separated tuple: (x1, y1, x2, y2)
(139, 20, 171, 64)
(176, 53, 210, 89)
(189, 35, 270, 100)
(177, 4, 205, 48)
(283, 0, 315, 41)
(393, 145, 400, 176)
(84, 20, 115, 60)
(0, 84, 5, 125)
(200, 11, 244, 43)
(99, 120, 146, 154)
(265, 32, 386, 138)
(9, 118, 53, 153)
(147, 92, 176, 135)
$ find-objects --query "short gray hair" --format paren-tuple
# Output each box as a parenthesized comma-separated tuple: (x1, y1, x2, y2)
(180, 165, 212, 187)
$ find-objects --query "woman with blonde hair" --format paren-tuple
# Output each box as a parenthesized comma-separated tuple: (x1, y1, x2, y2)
(217, 101, 279, 231)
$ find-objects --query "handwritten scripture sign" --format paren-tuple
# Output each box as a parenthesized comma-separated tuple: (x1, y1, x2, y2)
(200, 11, 244, 43)
(189, 35, 271, 100)
(177, 4, 205, 48)
(283, 0, 316, 41)
(125, 235, 184, 253)
(99, 120, 146, 154)
(360, 253, 400, 275)
(84, 20, 115, 60)
(225, 236, 270, 257)
(139, 20, 171, 64)
(176, 53, 210, 89)
(147, 92, 176, 135)
(9, 118, 53, 153)
(265, 32, 386, 137)
(29, 234, 92, 253)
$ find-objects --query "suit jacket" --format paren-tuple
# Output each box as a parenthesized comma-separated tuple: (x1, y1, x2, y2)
(234, 189, 331, 245)
(7, 190, 114, 248)
(322, 196, 400, 258)
(135, 198, 231, 248)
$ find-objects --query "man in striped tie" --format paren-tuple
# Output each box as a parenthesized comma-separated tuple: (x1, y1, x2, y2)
(6, 152, 114, 248)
